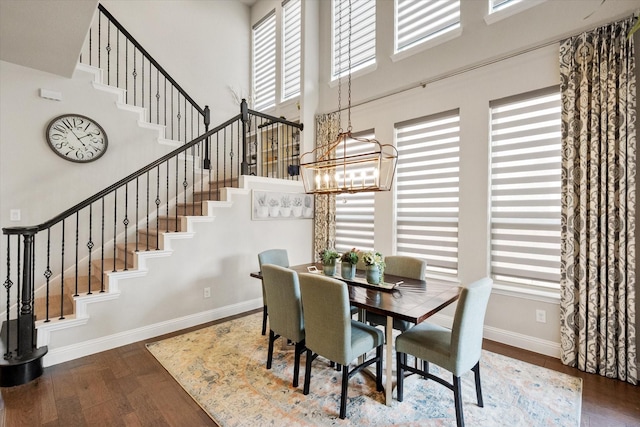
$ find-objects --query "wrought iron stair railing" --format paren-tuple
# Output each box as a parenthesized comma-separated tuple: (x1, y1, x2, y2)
(1, 2, 305, 386)
(82, 4, 211, 163)
(1, 100, 303, 386)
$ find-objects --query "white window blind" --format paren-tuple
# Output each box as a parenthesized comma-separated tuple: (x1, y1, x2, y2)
(253, 11, 276, 111)
(282, 0, 301, 101)
(395, 0, 460, 53)
(490, 0, 522, 13)
(490, 88, 561, 290)
(335, 130, 376, 254)
(395, 111, 460, 278)
(332, 0, 376, 79)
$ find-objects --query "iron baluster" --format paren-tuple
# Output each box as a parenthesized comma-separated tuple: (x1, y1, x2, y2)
(106, 19, 111, 85)
(132, 47, 137, 107)
(113, 191, 117, 272)
(123, 183, 129, 271)
(74, 212, 79, 296)
(174, 156, 179, 230)
(100, 197, 105, 292)
(146, 172, 150, 251)
(60, 220, 65, 319)
(98, 10, 101, 69)
(165, 161, 170, 232)
(87, 203, 93, 295)
(155, 166, 161, 249)
(135, 177, 139, 253)
(44, 229, 51, 322)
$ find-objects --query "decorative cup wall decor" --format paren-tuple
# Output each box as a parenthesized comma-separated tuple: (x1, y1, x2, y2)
(252, 190, 314, 220)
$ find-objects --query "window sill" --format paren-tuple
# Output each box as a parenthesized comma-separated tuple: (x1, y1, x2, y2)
(484, 0, 546, 26)
(391, 27, 463, 63)
(491, 281, 560, 304)
(329, 62, 378, 88)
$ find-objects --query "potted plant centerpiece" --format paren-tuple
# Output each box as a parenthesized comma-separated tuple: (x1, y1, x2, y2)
(319, 248, 340, 276)
(340, 248, 359, 280)
(362, 251, 385, 285)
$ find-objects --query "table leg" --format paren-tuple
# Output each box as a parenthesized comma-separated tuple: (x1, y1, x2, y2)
(385, 315, 393, 406)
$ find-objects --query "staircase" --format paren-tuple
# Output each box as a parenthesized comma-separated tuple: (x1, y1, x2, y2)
(0, 3, 303, 387)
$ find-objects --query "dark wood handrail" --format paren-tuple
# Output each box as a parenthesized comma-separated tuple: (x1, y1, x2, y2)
(3, 114, 240, 236)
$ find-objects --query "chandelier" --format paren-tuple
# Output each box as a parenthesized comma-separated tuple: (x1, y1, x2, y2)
(299, 0, 397, 195)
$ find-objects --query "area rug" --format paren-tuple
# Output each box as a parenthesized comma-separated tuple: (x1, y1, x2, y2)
(146, 313, 582, 426)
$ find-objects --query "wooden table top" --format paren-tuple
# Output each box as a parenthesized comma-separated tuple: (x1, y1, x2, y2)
(252, 263, 461, 325)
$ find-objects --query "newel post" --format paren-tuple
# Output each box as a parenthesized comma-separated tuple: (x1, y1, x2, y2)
(203, 105, 211, 170)
(240, 99, 249, 175)
(18, 232, 35, 355)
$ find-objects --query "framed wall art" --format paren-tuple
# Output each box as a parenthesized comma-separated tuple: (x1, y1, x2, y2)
(252, 190, 314, 220)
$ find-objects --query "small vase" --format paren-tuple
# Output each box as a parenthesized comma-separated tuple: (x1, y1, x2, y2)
(323, 261, 336, 276)
(366, 265, 381, 285)
(341, 263, 355, 280)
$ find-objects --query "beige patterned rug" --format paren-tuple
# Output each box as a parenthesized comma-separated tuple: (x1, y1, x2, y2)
(146, 313, 582, 426)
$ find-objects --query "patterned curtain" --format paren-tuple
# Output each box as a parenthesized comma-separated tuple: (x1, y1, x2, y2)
(559, 16, 637, 385)
(312, 112, 340, 260)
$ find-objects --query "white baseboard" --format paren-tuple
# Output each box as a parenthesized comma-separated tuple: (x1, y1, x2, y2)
(429, 313, 561, 359)
(42, 298, 263, 367)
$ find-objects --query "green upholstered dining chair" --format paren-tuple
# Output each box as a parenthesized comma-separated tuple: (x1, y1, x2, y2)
(395, 277, 493, 427)
(366, 255, 427, 332)
(261, 264, 305, 387)
(299, 273, 384, 419)
(257, 249, 290, 335)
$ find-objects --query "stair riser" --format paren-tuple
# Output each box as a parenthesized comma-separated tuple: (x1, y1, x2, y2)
(175, 204, 203, 216)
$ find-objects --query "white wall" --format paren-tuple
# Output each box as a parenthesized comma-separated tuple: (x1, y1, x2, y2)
(309, 0, 639, 356)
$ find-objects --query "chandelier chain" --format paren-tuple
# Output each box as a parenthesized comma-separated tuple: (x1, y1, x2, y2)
(347, 0, 352, 131)
(337, 0, 343, 134)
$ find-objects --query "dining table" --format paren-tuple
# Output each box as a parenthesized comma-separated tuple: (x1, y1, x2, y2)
(251, 262, 462, 406)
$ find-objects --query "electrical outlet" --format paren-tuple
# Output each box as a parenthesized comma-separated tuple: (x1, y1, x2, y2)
(535, 309, 546, 323)
(10, 209, 21, 221)
(203, 287, 211, 299)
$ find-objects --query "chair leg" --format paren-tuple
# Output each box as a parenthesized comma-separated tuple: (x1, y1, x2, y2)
(266, 330, 275, 369)
(422, 360, 429, 379)
(375, 345, 383, 391)
(472, 361, 483, 407)
(453, 375, 464, 427)
(261, 305, 268, 336)
(339, 364, 349, 419)
(293, 342, 304, 387)
(303, 349, 313, 395)
(396, 351, 404, 402)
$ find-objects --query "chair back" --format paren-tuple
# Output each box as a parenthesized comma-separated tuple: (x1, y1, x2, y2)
(261, 265, 304, 342)
(384, 255, 427, 280)
(450, 277, 493, 373)
(258, 249, 290, 269)
(299, 273, 352, 365)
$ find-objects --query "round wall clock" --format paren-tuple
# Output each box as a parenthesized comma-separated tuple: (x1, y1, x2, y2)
(45, 114, 108, 163)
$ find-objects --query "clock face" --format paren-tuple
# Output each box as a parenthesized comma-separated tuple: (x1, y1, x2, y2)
(46, 114, 108, 163)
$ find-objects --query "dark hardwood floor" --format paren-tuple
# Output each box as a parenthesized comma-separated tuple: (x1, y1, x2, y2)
(1, 310, 638, 426)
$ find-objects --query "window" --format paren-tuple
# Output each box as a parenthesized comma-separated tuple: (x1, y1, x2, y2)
(395, 0, 460, 53)
(332, 0, 376, 79)
(489, 88, 561, 291)
(252, 11, 276, 111)
(335, 130, 376, 254)
(395, 111, 460, 279)
(282, 0, 301, 101)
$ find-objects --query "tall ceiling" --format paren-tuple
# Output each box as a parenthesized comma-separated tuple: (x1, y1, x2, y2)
(0, 0, 99, 78)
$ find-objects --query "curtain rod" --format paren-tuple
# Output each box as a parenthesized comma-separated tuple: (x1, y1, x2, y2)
(327, 12, 637, 114)
(327, 39, 558, 115)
